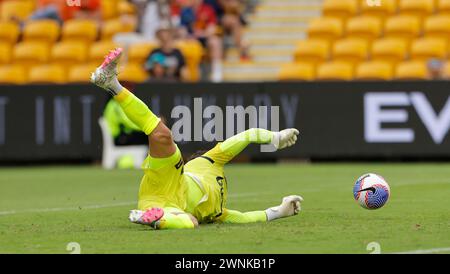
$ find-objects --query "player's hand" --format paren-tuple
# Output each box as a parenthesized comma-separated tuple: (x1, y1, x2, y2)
(265, 195, 304, 221)
(273, 129, 300, 150)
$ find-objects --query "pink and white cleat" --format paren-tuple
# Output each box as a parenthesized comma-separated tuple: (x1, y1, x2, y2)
(129, 208, 164, 229)
(90, 47, 123, 95)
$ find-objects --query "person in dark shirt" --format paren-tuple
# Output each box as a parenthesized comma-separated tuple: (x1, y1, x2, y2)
(145, 27, 187, 81)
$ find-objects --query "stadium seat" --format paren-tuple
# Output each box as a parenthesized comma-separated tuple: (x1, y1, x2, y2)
(443, 61, 450, 78)
(438, 0, 450, 14)
(395, 60, 429, 80)
(0, 21, 20, 44)
(410, 37, 448, 61)
(355, 61, 394, 80)
(316, 61, 354, 80)
(127, 42, 158, 65)
(278, 63, 315, 81)
(118, 63, 148, 83)
(51, 41, 89, 68)
(175, 40, 204, 82)
(307, 17, 344, 43)
(0, 0, 35, 21)
(62, 19, 98, 44)
(0, 42, 12, 64)
(101, 0, 120, 19)
(424, 15, 450, 43)
(67, 64, 97, 83)
(384, 15, 422, 44)
(399, 0, 435, 18)
(371, 38, 409, 66)
(23, 19, 60, 45)
(101, 18, 135, 40)
(28, 64, 67, 84)
(0, 65, 27, 84)
(118, 0, 137, 15)
(322, 0, 359, 20)
(346, 16, 383, 42)
(332, 38, 369, 65)
(89, 41, 119, 66)
(13, 41, 50, 68)
(293, 39, 330, 65)
(360, 0, 398, 19)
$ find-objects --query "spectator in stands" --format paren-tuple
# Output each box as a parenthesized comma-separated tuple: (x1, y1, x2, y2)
(130, 0, 165, 40)
(144, 27, 187, 82)
(178, 0, 223, 82)
(427, 59, 447, 80)
(210, 0, 249, 60)
(29, 0, 101, 23)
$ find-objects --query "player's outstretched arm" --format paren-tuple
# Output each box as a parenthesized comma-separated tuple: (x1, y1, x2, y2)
(91, 48, 176, 158)
(219, 128, 300, 159)
(217, 195, 303, 224)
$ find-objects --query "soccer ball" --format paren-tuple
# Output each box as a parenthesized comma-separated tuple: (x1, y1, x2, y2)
(353, 173, 390, 209)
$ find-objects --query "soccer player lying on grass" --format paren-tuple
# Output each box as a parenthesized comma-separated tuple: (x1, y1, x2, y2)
(91, 48, 304, 230)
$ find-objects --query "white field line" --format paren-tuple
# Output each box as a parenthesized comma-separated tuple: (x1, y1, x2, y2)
(392, 247, 450, 254)
(0, 192, 265, 216)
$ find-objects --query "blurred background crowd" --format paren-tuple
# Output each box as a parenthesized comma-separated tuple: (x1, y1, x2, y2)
(0, 0, 450, 85)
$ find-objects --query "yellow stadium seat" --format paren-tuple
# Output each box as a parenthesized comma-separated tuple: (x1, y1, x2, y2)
(424, 15, 450, 43)
(410, 37, 448, 61)
(0, 0, 35, 21)
(13, 41, 50, 68)
(316, 61, 354, 80)
(118, 63, 148, 83)
(332, 38, 369, 65)
(346, 16, 382, 42)
(355, 61, 394, 80)
(0, 21, 20, 44)
(278, 63, 315, 81)
(322, 0, 359, 20)
(294, 39, 330, 65)
(399, 0, 435, 18)
(28, 64, 67, 84)
(23, 19, 60, 45)
(89, 41, 119, 65)
(360, 0, 398, 18)
(128, 42, 158, 65)
(395, 60, 429, 80)
(438, 0, 450, 14)
(101, 18, 135, 40)
(0, 65, 27, 84)
(118, 0, 137, 15)
(384, 15, 422, 44)
(101, 0, 119, 19)
(307, 17, 344, 43)
(51, 41, 88, 68)
(443, 61, 450, 78)
(62, 19, 98, 44)
(0, 42, 12, 64)
(67, 64, 97, 83)
(175, 40, 204, 81)
(371, 38, 409, 65)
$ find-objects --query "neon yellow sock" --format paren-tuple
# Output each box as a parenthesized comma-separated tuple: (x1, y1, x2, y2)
(114, 88, 160, 135)
(158, 212, 195, 230)
(219, 128, 274, 157)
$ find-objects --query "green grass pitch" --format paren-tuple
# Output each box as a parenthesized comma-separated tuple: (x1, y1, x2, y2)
(0, 163, 449, 254)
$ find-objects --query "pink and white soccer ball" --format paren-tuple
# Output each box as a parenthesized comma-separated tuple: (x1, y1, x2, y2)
(353, 173, 390, 210)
